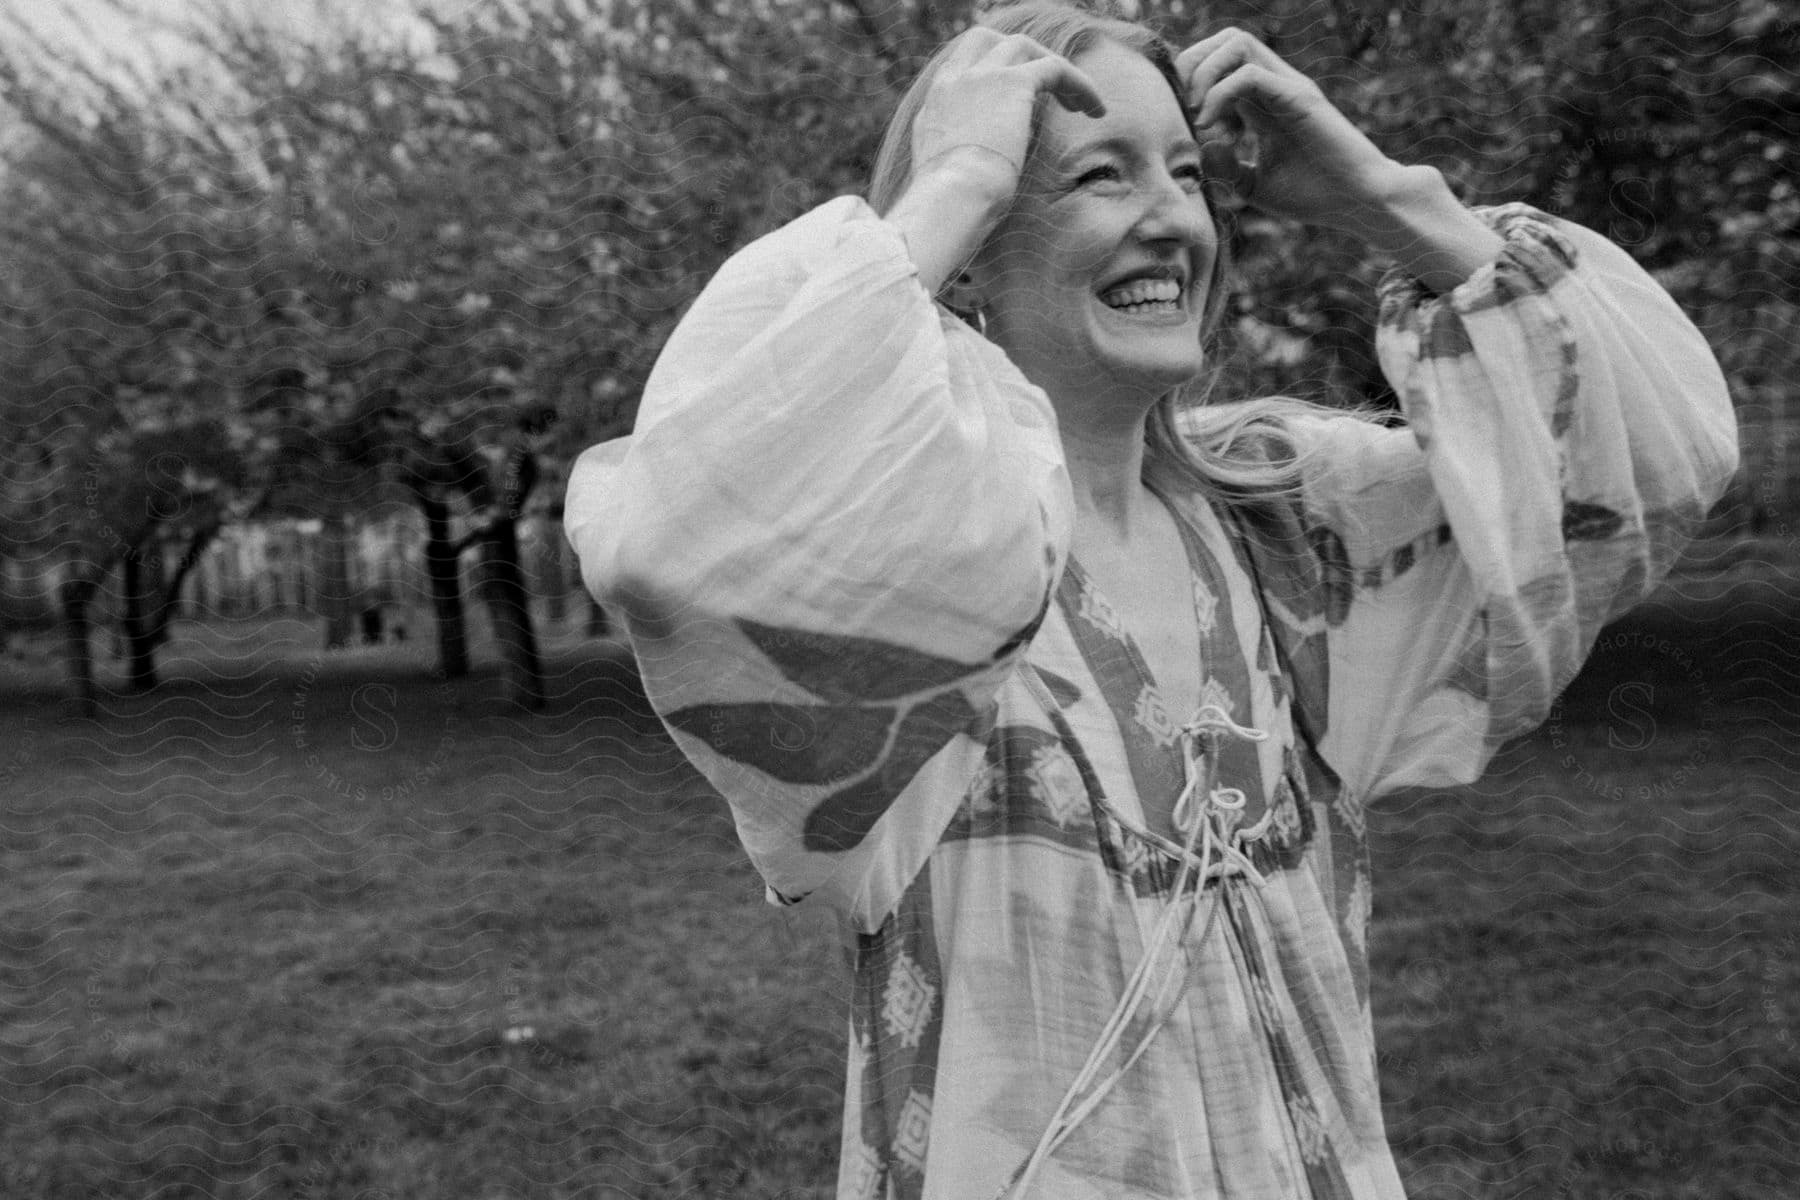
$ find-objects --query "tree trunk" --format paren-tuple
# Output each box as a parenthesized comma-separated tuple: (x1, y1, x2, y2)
(317, 512, 355, 649)
(541, 515, 568, 624)
(148, 521, 220, 649)
(189, 553, 212, 616)
(60, 576, 99, 717)
(416, 489, 469, 679)
(120, 545, 160, 692)
(478, 517, 544, 710)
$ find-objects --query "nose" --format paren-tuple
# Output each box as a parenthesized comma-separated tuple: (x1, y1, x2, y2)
(1135, 167, 1216, 251)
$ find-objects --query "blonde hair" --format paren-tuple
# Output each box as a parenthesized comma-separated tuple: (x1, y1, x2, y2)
(866, 0, 1380, 505)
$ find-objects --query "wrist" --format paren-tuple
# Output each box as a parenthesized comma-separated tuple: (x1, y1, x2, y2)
(885, 155, 1014, 296)
(1340, 163, 1505, 293)
(1334, 162, 1445, 239)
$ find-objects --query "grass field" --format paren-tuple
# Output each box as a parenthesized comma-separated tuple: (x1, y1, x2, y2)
(1, 573, 1796, 1199)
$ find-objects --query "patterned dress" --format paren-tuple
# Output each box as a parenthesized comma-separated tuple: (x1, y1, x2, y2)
(564, 197, 1737, 1199)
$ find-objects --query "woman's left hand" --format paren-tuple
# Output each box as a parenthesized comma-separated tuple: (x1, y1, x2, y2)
(1175, 29, 1411, 234)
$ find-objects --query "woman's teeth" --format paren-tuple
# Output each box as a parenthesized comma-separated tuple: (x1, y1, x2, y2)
(1100, 278, 1182, 309)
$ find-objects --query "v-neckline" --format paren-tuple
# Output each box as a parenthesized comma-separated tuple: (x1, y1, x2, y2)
(1062, 485, 1208, 723)
(1055, 487, 1272, 840)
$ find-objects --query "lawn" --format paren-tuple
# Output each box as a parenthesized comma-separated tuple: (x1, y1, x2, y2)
(0, 575, 1796, 1199)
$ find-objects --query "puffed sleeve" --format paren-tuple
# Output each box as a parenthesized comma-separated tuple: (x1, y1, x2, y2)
(1241, 204, 1738, 802)
(564, 196, 1073, 916)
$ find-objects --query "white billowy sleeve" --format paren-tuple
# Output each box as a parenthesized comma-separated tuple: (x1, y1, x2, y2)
(564, 196, 1072, 920)
(1261, 205, 1737, 801)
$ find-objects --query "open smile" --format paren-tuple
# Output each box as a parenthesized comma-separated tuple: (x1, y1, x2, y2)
(1096, 265, 1191, 318)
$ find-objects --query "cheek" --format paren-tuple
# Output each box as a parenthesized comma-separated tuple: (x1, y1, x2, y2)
(1041, 211, 1116, 274)
(989, 205, 1113, 285)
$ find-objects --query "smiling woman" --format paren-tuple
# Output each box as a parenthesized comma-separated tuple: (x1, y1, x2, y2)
(968, 41, 1219, 416)
(564, 1, 1739, 1197)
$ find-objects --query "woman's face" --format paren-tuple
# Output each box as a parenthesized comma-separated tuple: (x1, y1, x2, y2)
(972, 39, 1218, 414)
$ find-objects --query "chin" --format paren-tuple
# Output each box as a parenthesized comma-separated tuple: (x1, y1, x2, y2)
(1105, 347, 1206, 395)
(1003, 327, 1205, 405)
(1087, 317, 1205, 385)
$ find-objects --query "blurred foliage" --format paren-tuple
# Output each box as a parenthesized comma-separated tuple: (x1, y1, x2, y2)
(1171, 0, 1800, 426)
(0, 0, 1793, 621)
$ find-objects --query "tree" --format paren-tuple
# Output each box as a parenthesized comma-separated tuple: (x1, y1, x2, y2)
(0, 44, 262, 710)
(4, 0, 1781, 723)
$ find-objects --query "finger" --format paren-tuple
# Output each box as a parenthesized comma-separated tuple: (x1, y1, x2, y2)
(953, 24, 1007, 51)
(979, 30, 1063, 67)
(939, 24, 1007, 70)
(1192, 61, 1288, 134)
(1174, 28, 1238, 82)
(974, 33, 1106, 116)
(1182, 45, 1253, 120)
(1014, 52, 1106, 117)
(1178, 26, 1287, 71)
(1177, 28, 1285, 111)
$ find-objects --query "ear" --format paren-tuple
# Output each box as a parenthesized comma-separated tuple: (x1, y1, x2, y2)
(939, 267, 988, 316)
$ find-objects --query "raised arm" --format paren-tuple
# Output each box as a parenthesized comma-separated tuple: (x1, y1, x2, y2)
(564, 196, 1072, 915)
(1176, 26, 1506, 292)
(1245, 205, 1736, 801)
(1175, 28, 1736, 797)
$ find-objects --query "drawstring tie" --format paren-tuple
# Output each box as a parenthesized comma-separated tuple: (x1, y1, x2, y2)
(996, 702, 1269, 1199)
(1171, 703, 1272, 890)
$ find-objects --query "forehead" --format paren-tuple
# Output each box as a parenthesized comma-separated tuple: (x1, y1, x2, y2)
(1036, 39, 1193, 160)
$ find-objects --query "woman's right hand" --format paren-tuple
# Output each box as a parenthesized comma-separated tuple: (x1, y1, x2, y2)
(888, 28, 1105, 296)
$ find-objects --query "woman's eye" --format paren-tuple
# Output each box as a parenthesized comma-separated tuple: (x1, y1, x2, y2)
(1074, 164, 1120, 187)
(1174, 163, 1206, 190)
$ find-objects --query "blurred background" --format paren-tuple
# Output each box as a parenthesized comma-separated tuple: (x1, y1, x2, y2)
(0, 0, 1794, 1197)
